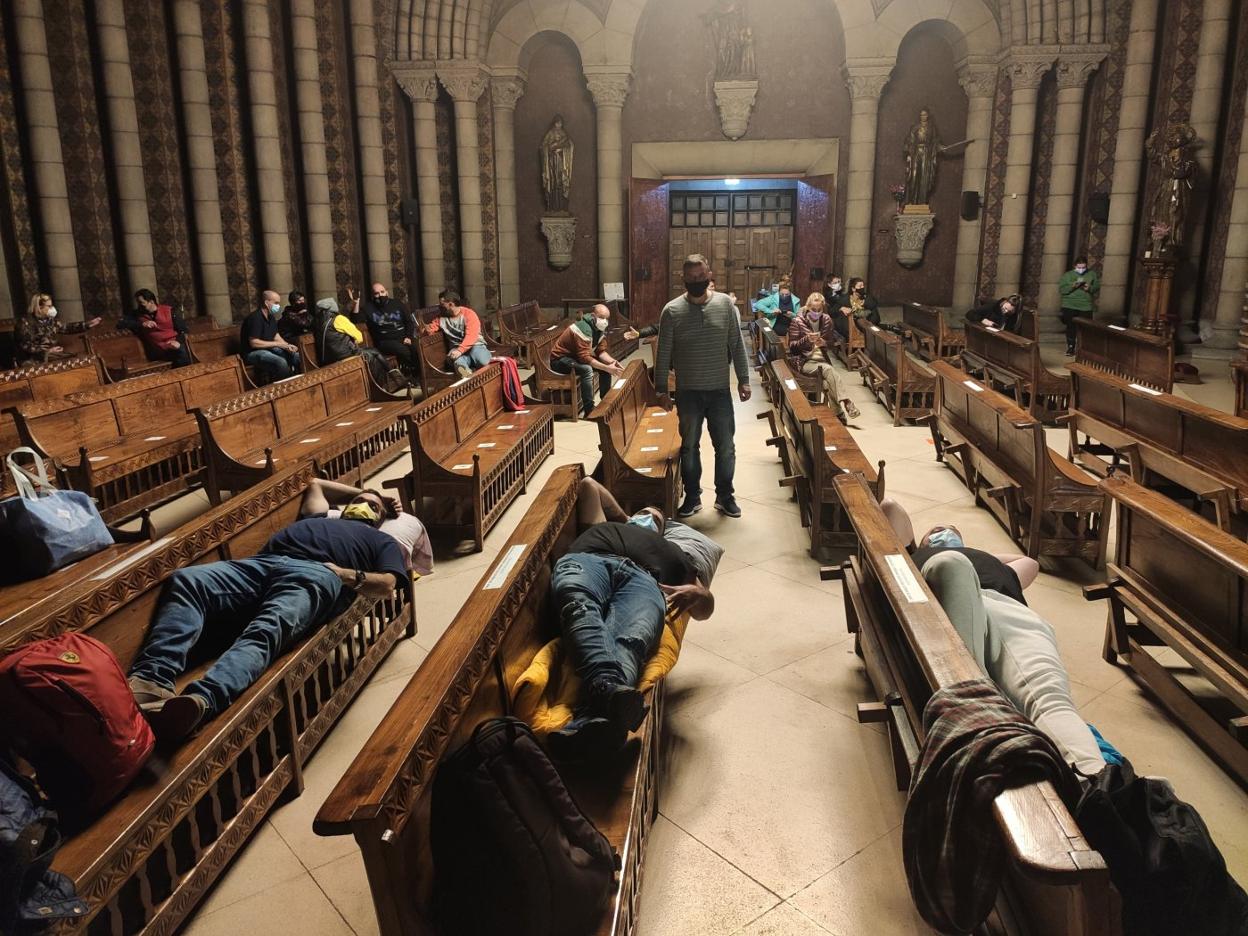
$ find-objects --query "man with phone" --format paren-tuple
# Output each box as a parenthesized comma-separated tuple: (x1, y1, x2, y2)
(1058, 256, 1100, 356)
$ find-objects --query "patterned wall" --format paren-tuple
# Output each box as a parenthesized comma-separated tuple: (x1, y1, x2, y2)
(977, 68, 1012, 300)
(1021, 73, 1058, 306)
(1080, 0, 1132, 267)
(316, 1, 364, 295)
(267, 0, 306, 293)
(374, 0, 410, 301)
(435, 91, 462, 293)
(476, 84, 501, 310)
(0, 7, 44, 301)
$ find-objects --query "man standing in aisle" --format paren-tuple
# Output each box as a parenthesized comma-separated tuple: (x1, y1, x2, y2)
(655, 254, 752, 519)
(1058, 256, 1100, 356)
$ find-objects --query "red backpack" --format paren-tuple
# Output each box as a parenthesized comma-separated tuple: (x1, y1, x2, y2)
(0, 633, 155, 819)
(495, 357, 527, 411)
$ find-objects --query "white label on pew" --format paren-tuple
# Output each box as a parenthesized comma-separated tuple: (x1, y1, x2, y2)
(484, 544, 527, 589)
(784, 379, 797, 391)
(143, 435, 166, 442)
(963, 380, 984, 392)
(985, 326, 1000, 332)
(299, 437, 321, 444)
(514, 409, 529, 414)
(1129, 382, 1163, 396)
(870, 326, 880, 332)
(825, 445, 837, 451)
(614, 379, 627, 389)
(547, 324, 559, 330)
(451, 463, 473, 470)
(477, 442, 497, 449)
(763, 327, 772, 332)
(885, 554, 929, 604)
(651, 410, 667, 417)
(91, 536, 175, 581)
(641, 445, 659, 452)
(647, 428, 663, 433)
(366, 406, 382, 412)
(1108, 324, 1126, 331)
(88, 455, 108, 462)
(636, 466, 653, 473)
(453, 376, 470, 385)
(497, 424, 514, 430)
(335, 421, 354, 427)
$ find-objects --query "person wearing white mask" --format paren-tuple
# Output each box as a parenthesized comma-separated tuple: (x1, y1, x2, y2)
(15, 293, 102, 366)
(1058, 255, 1100, 356)
(549, 303, 625, 416)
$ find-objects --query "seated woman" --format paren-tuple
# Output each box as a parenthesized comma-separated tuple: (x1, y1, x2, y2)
(966, 294, 1021, 332)
(787, 292, 861, 421)
(833, 277, 880, 339)
(15, 292, 101, 366)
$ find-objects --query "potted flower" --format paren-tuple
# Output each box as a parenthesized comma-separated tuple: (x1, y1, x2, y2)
(889, 184, 906, 212)
(1149, 221, 1172, 256)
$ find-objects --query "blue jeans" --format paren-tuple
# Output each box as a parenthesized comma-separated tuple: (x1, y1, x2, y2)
(551, 553, 666, 690)
(246, 347, 300, 383)
(129, 555, 346, 715)
(551, 355, 599, 415)
(451, 344, 492, 372)
(675, 388, 736, 500)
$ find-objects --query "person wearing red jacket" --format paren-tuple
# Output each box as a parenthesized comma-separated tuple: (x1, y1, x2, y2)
(425, 289, 492, 378)
(123, 289, 191, 367)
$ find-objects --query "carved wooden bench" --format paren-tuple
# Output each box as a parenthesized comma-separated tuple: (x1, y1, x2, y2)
(589, 359, 682, 518)
(0, 464, 415, 936)
(926, 360, 1108, 568)
(6, 357, 252, 523)
(1073, 319, 1173, 393)
(830, 312, 867, 368)
(962, 323, 1071, 422)
(392, 362, 554, 551)
(901, 301, 964, 362)
(856, 322, 936, 426)
(497, 300, 569, 367)
(1085, 473, 1248, 784)
(1067, 363, 1248, 530)
(1233, 359, 1247, 419)
(825, 473, 1120, 936)
(315, 464, 662, 936)
(193, 356, 410, 505)
(87, 329, 174, 382)
(765, 359, 884, 558)
(525, 325, 580, 420)
(559, 297, 640, 362)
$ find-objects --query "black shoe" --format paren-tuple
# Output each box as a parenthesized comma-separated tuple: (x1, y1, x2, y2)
(547, 717, 627, 763)
(588, 678, 648, 733)
(715, 497, 742, 518)
(677, 495, 702, 518)
(128, 675, 175, 708)
(144, 693, 208, 743)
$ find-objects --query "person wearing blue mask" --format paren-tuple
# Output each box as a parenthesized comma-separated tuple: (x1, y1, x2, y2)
(240, 289, 302, 384)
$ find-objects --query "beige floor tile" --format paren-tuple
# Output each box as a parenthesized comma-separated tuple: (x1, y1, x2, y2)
(367, 635, 430, 686)
(853, 424, 938, 464)
(791, 828, 931, 936)
(636, 816, 779, 936)
(678, 499, 809, 565)
(311, 850, 378, 936)
(182, 874, 352, 936)
(752, 548, 845, 596)
(663, 642, 759, 715)
(198, 820, 306, 915)
(685, 565, 846, 675)
(411, 563, 499, 652)
(765, 640, 873, 722)
(734, 902, 832, 935)
(660, 678, 895, 897)
(879, 455, 976, 510)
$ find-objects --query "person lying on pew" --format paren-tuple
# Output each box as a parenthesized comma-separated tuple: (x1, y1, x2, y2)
(425, 289, 493, 379)
(787, 292, 861, 421)
(124, 289, 191, 367)
(127, 480, 409, 743)
(15, 292, 102, 366)
(966, 294, 1020, 332)
(546, 478, 719, 760)
(550, 303, 625, 417)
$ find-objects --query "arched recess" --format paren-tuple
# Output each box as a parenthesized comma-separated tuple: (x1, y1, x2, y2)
(866, 0, 1002, 62)
(390, 0, 494, 62)
(486, 0, 634, 69)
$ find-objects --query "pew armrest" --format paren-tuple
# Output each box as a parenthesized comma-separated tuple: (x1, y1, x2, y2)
(1082, 580, 1117, 601)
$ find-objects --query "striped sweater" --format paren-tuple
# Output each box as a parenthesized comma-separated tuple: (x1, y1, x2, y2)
(654, 292, 750, 394)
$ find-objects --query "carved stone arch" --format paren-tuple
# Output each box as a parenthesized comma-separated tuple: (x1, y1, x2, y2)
(487, 0, 619, 68)
(873, 0, 1003, 61)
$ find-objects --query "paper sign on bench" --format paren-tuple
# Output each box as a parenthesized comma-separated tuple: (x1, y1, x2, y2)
(640, 445, 659, 452)
(88, 455, 109, 462)
(299, 438, 321, 444)
(143, 436, 166, 442)
(636, 466, 653, 473)
(477, 442, 496, 448)
(547, 324, 559, 330)
(985, 326, 1000, 332)
(825, 445, 837, 451)
(614, 379, 626, 389)
(496, 424, 514, 430)
(335, 421, 355, 427)
(784, 379, 797, 391)
(1108, 324, 1126, 331)
(870, 326, 880, 332)
(483, 544, 527, 590)
(451, 463, 473, 470)
(91, 536, 175, 581)
(963, 380, 984, 392)
(647, 428, 663, 433)
(366, 406, 382, 412)
(885, 554, 929, 603)
(514, 409, 529, 414)
(1129, 382, 1163, 396)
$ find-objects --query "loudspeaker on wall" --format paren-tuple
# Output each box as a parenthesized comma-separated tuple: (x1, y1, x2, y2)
(1089, 192, 1110, 225)
(960, 191, 981, 221)
(401, 199, 420, 227)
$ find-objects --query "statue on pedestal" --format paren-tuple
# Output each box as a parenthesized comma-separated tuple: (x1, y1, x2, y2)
(903, 108, 942, 209)
(705, 1, 755, 80)
(1146, 123, 1197, 252)
(540, 115, 574, 214)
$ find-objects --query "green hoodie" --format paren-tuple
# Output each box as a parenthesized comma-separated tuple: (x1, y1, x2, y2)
(1058, 267, 1100, 312)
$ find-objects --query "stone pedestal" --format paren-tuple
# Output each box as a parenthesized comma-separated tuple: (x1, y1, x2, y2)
(713, 80, 758, 141)
(540, 215, 577, 270)
(1139, 257, 1177, 336)
(893, 211, 935, 268)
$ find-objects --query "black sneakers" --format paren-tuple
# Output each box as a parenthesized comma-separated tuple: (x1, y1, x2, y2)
(677, 495, 702, 518)
(715, 497, 742, 518)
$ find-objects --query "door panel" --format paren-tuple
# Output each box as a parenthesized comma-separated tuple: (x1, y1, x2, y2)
(668, 228, 730, 299)
(629, 179, 670, 326)
(793, 175, 834, 300)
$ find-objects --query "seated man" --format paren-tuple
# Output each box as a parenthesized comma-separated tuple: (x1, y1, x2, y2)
(127, 480, 408, 742)
(426, 289, 492, 378)
(550, 303, 625, 416)
(787, 292, 861, 421)
(547, 478, 719, 760)
(350, 282, 419, 376)
(124, 289, 191, 367)
(241, 290, 302, 383)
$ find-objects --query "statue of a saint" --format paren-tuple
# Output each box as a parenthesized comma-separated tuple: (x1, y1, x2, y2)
(903, 108, 942, 207)
(705, 1, 756, 80)
(540, 116, 574, 214)
(1146, 123, 1197, 251)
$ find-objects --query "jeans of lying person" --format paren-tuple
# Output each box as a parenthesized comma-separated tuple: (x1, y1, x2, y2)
(551, 552, 667, 722)
(551, 355, 596, 415)
(919, 551, 1106, 775)
(129, 555, 348, 716)
(675, 388, 736, 500)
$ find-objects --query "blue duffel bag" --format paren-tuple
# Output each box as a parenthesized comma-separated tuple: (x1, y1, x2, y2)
(0, 448, 113, 583)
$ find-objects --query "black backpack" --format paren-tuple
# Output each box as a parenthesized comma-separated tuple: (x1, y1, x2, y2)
(431, 718, 617, 936)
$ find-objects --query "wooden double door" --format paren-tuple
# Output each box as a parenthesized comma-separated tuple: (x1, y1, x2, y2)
(668, 226, 794, 312)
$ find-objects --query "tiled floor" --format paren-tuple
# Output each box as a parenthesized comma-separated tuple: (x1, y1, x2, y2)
(174, 340, 1248, 936)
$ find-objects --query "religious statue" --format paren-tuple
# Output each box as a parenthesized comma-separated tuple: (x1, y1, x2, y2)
(705, 1, 756, 80)
(1146, 123, 1197, 252)
(540, 115, 574, 214)
(903, 108, 942, 207)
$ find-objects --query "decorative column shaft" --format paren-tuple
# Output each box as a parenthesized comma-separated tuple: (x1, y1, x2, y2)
(490, 71, 525, 306)
(438, 62, 490, 308)
(391, 62, 442, 305)
(953, 62, 998, 310)
(585, 68, 632, 292)
(995, 55, 1054, 297)
(349, 0, 391, 287)
(1212, 89, 1248, 352)
(291, 0, 334, 298)
(842, 65, 892, 281)
(14, 0, 83, 319)
(1037, 55, 1104, 334)
(1101, 0, 1159, 317)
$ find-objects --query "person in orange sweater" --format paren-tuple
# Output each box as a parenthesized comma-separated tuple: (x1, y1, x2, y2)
(425, 289, 492, 378)
(550, 303, 625, 416)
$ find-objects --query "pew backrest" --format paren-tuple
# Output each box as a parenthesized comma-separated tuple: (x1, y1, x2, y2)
(0, 355, 106, 409)
(86, 329, 163, 379)
(902, 302, 964, 361)
(1074, 319, 1173, 393)
(187, 324, 244, 362)
(408, 362, 508, 464)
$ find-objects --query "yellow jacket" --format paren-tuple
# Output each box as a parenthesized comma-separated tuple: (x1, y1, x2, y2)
(333, 314, 363, 343)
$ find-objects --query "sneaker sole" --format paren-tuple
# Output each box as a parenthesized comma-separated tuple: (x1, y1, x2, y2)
(677, 504, 702, 518)
(714, 502, 742, 518)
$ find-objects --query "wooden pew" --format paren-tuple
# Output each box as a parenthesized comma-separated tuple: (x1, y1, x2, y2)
(7, 357, 252, 523)
(856, 323, 936, 426)
(497, 300, 568, 366)
(927, 360, 1109, 568)
(1073, 319, 1173, 393)
(962, 323, 1071, 422)
(0, 464, 415, 936)
(751, 319, 783, 369)
(87, 329, 174, 382)
(901, 301, 965, 362)
(765, 359, 884, 558)
(193, 356, 410, 505)
(316, 464, 663, 936)
(826, 473, 1120, 936)
(525, 326, 580, 420)
(1233, 360, 1247, 419)
(392, 362, 554, 551)
(830, 313, 867, 368)
(1086, 473, 1248, 784)
(589, 359, 682, 518)
(1066, 363, 1248, 530)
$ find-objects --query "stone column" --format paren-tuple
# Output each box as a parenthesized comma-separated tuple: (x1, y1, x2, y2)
(94, 0, 157, 297)
(995, 55, 1054, 297)
(952, 62, 998, 310)
(349, 0, 391, 287)
(391, 61, 442, 306)
(1211, 90, 1248, 352)
(241, 0, 292, 291)
(842, 63, 892, 281)
(437, 61, 490, 308)
(490, 70, 525, 307)
(290, 0, 334, 298)
(13, 0, 83, 319)
(585, 67, 632, 292)
(1101, 0, 1159, 317)
(170, 0, 230, 322)
(1037, 54, 1104, 335)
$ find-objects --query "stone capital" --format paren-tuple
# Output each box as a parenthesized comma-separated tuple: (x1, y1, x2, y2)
(437, 61, 490, 103)
(584, 68, 632, 110)
(388, 60, 439, 103)
(490, 72, 527, 111)
(957, 63, 998, 100)
(843, 66, 892, 101)
(1005, 55, 1054, 91)
(1055, 54, 1105, 90)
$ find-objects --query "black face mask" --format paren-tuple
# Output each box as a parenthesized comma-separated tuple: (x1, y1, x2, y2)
(293, 301, 307, 312)
(373, 293, 386, 304)
(855, 287, 866, 296)
(686, 280, 710, 298)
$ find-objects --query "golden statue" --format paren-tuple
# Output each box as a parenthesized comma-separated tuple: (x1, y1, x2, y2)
(540, 115, 574, 214)
(903, 108, 942, 207)
(1146, 123, 1197, 251)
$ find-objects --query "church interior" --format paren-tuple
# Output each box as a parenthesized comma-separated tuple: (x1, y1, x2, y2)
(1, 1, 1247, 935)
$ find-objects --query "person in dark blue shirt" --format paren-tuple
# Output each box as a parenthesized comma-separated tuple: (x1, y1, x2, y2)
(128, 480, 407, 742)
